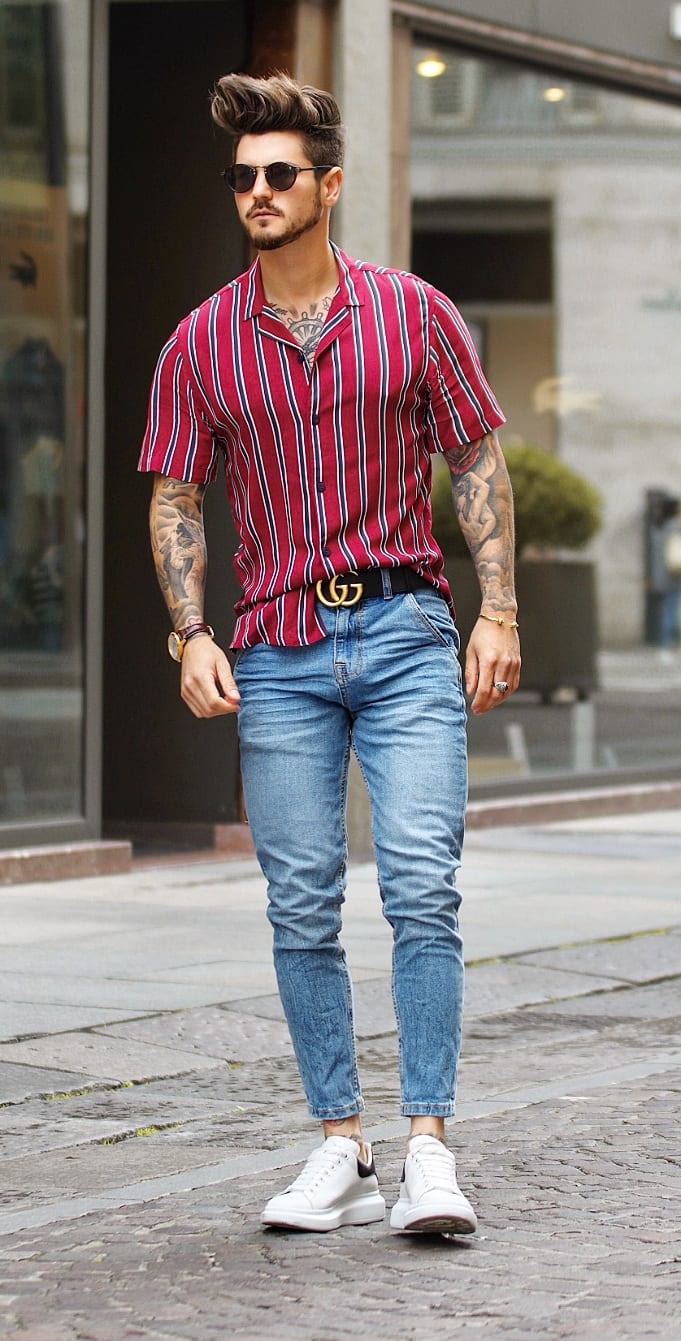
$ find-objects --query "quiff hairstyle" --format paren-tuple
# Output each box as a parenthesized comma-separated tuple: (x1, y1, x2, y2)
(211, 72, 345, 168)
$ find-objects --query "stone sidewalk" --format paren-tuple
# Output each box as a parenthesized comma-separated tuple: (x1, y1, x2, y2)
(1, 811, 680, 1338)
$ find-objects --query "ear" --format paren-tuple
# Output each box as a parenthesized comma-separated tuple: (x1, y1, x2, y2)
(321, 166, 343, 208)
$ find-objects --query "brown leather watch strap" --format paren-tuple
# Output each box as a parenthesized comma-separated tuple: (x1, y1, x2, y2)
(181, 622, 214, 645)
(168, 622, 214, 662)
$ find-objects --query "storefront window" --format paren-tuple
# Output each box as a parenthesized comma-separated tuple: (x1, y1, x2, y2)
(0, 1, 89, 824)
(411, 42, 681, 789)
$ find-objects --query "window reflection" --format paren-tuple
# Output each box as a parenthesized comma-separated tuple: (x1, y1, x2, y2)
(0, 1, 88, 823)
(411, 42, 681, 786)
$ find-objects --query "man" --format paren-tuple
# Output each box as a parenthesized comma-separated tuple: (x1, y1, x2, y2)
(139, 73, 520, 1235)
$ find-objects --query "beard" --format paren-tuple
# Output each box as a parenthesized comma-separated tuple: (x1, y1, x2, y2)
(246, 190, 324, 252)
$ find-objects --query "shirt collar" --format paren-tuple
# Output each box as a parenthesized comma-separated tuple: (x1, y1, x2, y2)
(243, 241, 364, 320)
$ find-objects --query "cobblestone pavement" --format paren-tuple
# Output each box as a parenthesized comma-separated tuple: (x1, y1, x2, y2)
(2, 1074, 679, 1341)
(1, 812, 680, 1338)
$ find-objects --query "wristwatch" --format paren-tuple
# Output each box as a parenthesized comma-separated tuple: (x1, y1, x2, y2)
(167, 621, 214, 662)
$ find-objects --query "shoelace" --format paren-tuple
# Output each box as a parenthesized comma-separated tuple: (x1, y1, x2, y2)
(288, 1147, 346, 1194)
(410, 1142, 459, 1192)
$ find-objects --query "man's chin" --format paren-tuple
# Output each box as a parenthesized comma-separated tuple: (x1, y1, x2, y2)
(246, 220, 287, 251)
(246, 209, 322, 253)
(251, 233, 288, 252)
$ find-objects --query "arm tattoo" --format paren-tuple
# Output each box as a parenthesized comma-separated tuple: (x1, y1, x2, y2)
(445, 432, 517, 615)
(149, 475, 208, 629)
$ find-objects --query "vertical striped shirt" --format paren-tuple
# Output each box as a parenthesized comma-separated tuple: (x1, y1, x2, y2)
(138, 244, 505, 647)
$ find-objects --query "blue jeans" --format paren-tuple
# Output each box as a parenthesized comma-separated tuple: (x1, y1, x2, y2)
(234, 587, 468, 1119)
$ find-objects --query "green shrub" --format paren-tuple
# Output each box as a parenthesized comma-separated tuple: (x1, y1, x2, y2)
(430, 442, 602, 557)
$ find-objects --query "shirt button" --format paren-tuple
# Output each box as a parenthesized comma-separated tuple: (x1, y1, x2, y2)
(297, 352, 305, 364)
(322, 546, 331, 557)
(312, 414, 320, 425)
(317, 481, 326, 493)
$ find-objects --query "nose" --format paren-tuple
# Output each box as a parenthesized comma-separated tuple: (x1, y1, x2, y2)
(250, 167, 273, 196)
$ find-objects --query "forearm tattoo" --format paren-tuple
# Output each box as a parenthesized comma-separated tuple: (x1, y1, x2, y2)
(445, 432, 517, 615)
(149, 475, 208, 629)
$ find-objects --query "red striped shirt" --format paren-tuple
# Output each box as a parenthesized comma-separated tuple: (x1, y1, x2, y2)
(138, 245, 504, 647)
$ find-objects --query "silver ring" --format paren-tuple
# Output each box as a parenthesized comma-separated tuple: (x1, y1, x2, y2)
(494, 680, 509, 693)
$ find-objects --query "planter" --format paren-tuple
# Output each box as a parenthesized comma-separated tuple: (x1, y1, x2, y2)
(443, 555, 598, 702)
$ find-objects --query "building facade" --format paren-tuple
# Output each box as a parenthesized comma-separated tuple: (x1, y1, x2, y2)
(1, 0, 680, 855)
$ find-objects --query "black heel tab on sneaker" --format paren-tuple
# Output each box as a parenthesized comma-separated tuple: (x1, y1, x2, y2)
(357, 1156, 376, 1178)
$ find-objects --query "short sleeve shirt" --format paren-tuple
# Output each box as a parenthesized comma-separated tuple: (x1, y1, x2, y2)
(139, 245, 505, 646)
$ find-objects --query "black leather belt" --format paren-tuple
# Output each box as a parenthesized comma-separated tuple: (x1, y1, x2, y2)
(315, 566, 432, 608)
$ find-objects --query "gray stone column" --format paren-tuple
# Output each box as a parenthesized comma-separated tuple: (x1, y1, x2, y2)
(332, 0, 392, 264)
(332, 0, 393, 857)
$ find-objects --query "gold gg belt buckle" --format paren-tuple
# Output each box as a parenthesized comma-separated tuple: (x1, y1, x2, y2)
(315, 572, 364, 608)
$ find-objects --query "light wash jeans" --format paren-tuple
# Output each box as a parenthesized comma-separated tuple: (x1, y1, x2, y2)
(234, 587, 468, 1119)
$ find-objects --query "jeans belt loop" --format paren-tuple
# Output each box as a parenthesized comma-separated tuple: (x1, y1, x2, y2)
(380, 569, 393, 599)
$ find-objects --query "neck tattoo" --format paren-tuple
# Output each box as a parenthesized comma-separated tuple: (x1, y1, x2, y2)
(268, 291, 337, 367)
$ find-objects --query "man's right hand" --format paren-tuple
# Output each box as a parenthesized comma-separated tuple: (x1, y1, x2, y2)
(179, 635, 240, 717)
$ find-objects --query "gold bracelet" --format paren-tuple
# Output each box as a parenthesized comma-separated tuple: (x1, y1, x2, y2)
(479, 611, 519, 630)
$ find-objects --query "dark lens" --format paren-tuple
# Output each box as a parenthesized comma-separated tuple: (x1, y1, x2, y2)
(226, 164, 257, 193)
(265, 163, 299, 191)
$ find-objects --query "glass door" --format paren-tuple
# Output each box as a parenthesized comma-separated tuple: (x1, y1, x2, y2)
(0, 1, 90, 828)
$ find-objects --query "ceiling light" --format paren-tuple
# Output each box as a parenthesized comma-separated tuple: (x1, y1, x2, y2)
(416, 55, 446, 79)
(543, 86, 566, 102)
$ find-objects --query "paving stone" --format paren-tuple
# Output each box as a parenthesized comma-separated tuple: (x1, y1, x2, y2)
(0, 1034, 224, 1083)
(0, 970, 238, 1013)
(464, 959, 628, 1017)
(532, 979, 681, 1023)
(0, 1062, 101, 1105)
(98, 1006, 294, 1063)
(515, 929, 681, 985)
(130, 960, 279, 998)
(0, 1001, 153, 1043)
(0, 1056, 312, 1166)
(347, 977, 396, 1036)
(222, 991, 286, 1022)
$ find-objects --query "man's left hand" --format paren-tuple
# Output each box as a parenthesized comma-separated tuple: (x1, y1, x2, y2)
(465, 617, 521, 715)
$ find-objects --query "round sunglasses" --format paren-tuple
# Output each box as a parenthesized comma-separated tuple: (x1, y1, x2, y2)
(222, 161, 334, 194)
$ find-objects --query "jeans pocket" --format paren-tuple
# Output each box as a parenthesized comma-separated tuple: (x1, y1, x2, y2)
(232, 645, 260, 686)
(405, 590, 461, 655)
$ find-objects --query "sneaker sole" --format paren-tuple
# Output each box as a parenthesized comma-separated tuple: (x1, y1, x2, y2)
(390, 1203, 477, 1236)
(262, 1192, 386, 1232)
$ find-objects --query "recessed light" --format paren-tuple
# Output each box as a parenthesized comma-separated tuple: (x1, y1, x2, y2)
(416, 56, 446, 79)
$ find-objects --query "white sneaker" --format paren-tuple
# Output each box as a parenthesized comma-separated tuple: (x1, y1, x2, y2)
(261, 1136, 386, 1232)
(390, 1133, 477, 1235)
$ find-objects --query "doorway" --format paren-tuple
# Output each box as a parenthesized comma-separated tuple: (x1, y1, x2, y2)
(103, 1, 250, 837)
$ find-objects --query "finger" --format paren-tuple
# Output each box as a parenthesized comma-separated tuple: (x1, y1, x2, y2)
(181, 646, 240, 717)
(470, 683, 495, 714)
(464, 647, 480, 699)
(473, 661, 520, 714)
(182, 673, 237, 717)
(213, 658, 241, 706)
(472, 683, 504, 715)
(469, 649, 498, 712)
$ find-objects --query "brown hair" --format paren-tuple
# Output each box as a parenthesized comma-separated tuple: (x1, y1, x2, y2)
(211, 72, 345, 167)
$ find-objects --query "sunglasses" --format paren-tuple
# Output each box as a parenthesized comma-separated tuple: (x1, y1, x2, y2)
(222, 161, 334, 194)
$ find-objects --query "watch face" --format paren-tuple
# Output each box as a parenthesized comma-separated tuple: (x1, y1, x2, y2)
(167, 631, 183, 662)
